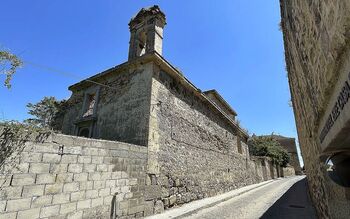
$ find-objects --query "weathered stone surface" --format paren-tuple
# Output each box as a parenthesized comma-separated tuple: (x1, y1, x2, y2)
(0, 6, 281, 219)
(17, 208, 40, 219)
(154, 200, 164, 214)
(143, 201, 154, 216)
(162, 198, 169, 207)
(169, 195, 176, 206)
(0, 133, 147, 218)
(40, 205, 60, 217)
(147, 68, 266, 209)
(144, 185, 162, 201)
(22, 185, 44, 197)
(6, 198, 31, 211)
(62, 62, 154, 147)
(280, 1, 350, 218)
(36, 173, 56, 184)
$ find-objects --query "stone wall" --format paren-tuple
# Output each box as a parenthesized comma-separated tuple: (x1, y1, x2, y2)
(0, 133, 147, 219)
(282, 166, 296, 177)
(289, 153, 301, 175)
(204, 91, 236, 120)
(280, 1, 350, 218)
(62, 62, 153, 146)
(143, 65, 267, 211)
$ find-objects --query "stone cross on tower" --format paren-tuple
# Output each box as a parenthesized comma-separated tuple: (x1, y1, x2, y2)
(128, 5, 166, 61)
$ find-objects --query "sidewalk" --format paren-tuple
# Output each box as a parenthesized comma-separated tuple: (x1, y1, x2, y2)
(260, 177, 317, 219)
(145, 179, 277, 219)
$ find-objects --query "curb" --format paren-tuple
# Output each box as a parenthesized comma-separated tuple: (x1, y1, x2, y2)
(174, 180, 275, 219)
(145, 179, 278, 219)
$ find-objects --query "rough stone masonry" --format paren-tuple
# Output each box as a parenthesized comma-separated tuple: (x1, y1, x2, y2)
(1, 5, 290, 218)
(0, 133, 147, 219)
(280, 1, 350, 218)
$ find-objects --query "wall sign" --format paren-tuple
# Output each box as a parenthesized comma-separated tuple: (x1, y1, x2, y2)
(318, 65, 350, 152)
(319, 72, 350, 144)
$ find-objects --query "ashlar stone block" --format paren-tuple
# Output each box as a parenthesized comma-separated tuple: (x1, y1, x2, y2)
(6, 198, 31, 211)
(40, 205, 60, 217)
(17, 208, 40, 219)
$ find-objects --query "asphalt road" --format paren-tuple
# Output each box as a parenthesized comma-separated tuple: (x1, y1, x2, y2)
(182, 176, 317, 219)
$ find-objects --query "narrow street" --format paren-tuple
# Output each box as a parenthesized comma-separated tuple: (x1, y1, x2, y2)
(180, 176, 317, 219)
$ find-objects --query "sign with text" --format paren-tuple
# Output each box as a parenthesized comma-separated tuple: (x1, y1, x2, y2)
(319, 66, 350, 152)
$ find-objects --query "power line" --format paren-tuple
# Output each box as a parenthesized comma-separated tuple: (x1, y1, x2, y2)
(24, 60, 119, 91)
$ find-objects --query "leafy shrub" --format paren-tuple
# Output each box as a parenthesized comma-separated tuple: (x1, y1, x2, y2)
(248, 135, 290, 167)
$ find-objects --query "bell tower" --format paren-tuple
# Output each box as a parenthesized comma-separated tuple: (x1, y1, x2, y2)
(128, 5, 166, 61)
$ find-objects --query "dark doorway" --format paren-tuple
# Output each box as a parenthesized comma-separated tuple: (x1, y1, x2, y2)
(78, 127, 90, 138)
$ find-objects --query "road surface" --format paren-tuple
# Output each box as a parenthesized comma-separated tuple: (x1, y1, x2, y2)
(182, 176, 317, 219)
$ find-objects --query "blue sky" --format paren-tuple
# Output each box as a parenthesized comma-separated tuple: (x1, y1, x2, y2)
(0, 1, 303, 165)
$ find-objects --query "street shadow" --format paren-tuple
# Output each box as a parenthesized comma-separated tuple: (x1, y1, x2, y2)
(260, 178, 318, 219)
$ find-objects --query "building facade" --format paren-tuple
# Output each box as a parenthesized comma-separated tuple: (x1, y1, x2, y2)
(60, 5, 271, 214)
(61, 5, 252, 172)
(274, 135, 302, 175)
(0, 6, 294, 218)
(280, 1, 350, 218)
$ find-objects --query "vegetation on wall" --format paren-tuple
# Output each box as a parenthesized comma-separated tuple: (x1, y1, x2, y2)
(0, 50, 22, 89)
(0, 121, 51, 184)
(248, 135, 290, 167)
(1, 95, 65, 178)
(24, 96, 67, 130)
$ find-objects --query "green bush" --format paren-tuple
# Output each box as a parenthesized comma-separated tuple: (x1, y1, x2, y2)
(24, 96, 67, 130)
(248, 135, 290, 167)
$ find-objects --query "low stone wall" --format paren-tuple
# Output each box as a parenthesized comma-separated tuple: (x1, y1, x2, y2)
(148, 146, 266, 210)
(282, 166, 296, 177)
(142, 153, 280, 214)
(0, 130, 286, 218)
(0, 133, 147, 219)
(257, 157, 281, 180)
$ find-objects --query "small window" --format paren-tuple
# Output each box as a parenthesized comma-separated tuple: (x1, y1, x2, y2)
(83, 93, 96, 117)
(237, 136, 242, 154)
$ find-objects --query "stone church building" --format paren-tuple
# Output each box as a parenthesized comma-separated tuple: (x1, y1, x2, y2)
(61, 5, 251, 175)
(0, 6, 295, 218)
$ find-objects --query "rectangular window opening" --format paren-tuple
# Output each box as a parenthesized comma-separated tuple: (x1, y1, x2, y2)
(237, 136, 242, 154)
(83, 93, 96, 117)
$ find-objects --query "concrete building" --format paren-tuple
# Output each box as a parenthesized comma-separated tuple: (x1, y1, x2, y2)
(280, 1, 350, 218)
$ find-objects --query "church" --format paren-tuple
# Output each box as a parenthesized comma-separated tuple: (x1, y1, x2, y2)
(60, 5, 279, 214)
(0, 6, 299, 218)
(61, 5, 250, 163)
